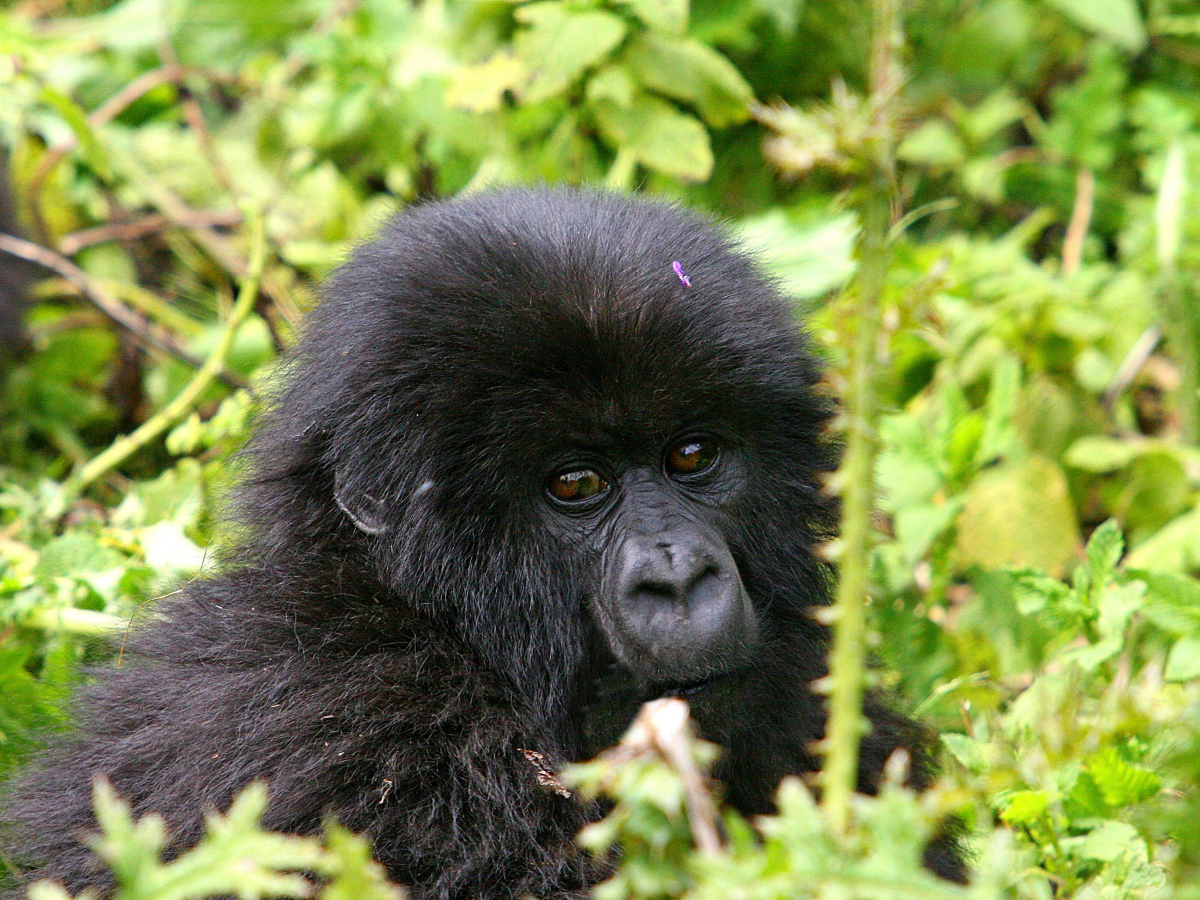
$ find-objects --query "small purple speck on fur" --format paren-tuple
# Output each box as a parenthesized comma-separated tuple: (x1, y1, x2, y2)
(672, 260, 691, 287)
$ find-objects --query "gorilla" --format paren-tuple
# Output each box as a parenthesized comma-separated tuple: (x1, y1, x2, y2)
(3, 188, 961, 898)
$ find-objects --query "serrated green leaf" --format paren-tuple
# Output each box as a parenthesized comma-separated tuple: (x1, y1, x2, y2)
(1013, 573, 1072, 615)
(1086, 519, 1124, 584)
(1085, 748, 1161, 807)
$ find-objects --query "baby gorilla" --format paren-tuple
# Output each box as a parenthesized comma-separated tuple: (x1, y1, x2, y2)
(3, 189, 960, 898)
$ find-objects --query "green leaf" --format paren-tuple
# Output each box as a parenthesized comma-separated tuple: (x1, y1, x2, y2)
(1064, 436, 1140, 473)
(515, 4, 628, 104)
(733, 211, 857, 300)
(1044, 0, 1147, 52)
(1138, 570, 1200, 636)
(999, 790, 1049, 825)
(1076, 821, 1143, 863)
(1085, 519, 1124, 585)
(1013, 573, 1072, 615)
(1165, 637, 1200, 682)
(587, 65, 638, 108)
(38, 86, 114, 181)
(594, 92, 713, 181)
(320, 825, 405, 900)
(955, 456, 1081, 577)
(941, 733, 986, 773)
(447, 52, 527, 113)
(897, 119, 966, 167)
(1125, 506, 1200, 572)
(34, 533, 123, 583)
(613, 0, 689, 33)
(623, 32, 753, 127)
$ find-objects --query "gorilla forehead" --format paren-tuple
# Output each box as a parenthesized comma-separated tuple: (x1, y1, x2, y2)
(316, 188, 817, 445)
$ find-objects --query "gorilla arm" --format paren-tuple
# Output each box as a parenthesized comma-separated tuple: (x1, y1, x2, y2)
(4, 569, 599, 900)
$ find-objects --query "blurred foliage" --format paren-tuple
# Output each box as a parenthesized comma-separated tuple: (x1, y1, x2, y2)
(30, 781, 404, 900)
(2, 0, 1200, 897)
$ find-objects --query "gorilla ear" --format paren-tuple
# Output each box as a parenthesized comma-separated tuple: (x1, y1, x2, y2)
(334, 467, 391, 535)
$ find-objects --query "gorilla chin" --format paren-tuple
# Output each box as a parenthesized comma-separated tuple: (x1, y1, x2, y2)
(2, 187, 964, 899)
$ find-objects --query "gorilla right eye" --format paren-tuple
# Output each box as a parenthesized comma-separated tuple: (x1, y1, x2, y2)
(547, 468, 610, 504)
(666, 438, 718, 476)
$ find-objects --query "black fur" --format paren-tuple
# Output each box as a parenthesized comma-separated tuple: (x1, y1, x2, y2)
(0, 164, 31, 364)
(3, 188, 961, 897)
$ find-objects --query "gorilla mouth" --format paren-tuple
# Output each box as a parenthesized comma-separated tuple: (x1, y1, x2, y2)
(654, 667, 744, 699)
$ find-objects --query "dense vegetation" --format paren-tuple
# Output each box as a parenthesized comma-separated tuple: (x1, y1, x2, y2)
(1, 0, 1199, 897)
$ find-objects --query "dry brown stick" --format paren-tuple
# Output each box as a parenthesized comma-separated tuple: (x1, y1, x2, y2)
(1104, 324, 1163, 411)
(59, 210, 242, 255)
(0, 232, 246, 389)
(1062, 167, 1095, 277)
(624, 699, 723, 856)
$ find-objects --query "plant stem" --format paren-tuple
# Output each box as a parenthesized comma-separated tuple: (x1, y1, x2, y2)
(822, 0, 901, 837)
(65, 210, 266, 497)
(25, 607, 128, 635)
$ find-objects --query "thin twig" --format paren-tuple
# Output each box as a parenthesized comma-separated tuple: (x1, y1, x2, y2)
(117, 150, 301, 325)
(59, 210, 241, 255)
(1103, 324, 1162, 411)
(68, 210, 266, 494)
(1062, 167, 1095, 277)
(0, 232, 245, 389)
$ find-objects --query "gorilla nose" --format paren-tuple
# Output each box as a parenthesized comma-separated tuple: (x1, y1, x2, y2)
(610, 531, 758, 683)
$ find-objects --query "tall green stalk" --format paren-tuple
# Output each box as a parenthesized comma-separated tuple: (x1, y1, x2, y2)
(822, 0, 901, 837)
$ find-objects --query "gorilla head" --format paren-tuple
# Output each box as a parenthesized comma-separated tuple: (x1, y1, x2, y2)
(5, 189, 959, 899)
(243, 188, 834, 743)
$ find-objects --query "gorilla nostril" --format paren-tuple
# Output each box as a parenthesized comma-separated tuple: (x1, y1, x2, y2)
(634, 578, 680, 603)
(685, 567, 729, 609)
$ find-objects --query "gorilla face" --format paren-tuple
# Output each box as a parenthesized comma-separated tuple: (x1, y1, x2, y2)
(247, 187, 834, 742)
(545, 432, 758, 688)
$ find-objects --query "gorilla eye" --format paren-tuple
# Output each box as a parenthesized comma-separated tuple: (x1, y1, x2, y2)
(548, 468, 610, 504)
(666, 439, 718, 476)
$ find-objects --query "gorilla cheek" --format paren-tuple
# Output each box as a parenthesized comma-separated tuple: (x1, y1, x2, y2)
(596, 523, 759, 686)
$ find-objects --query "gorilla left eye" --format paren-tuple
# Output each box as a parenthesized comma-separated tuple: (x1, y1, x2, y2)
(666, 439, 718, 476)
(547, 468, 610, 504)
